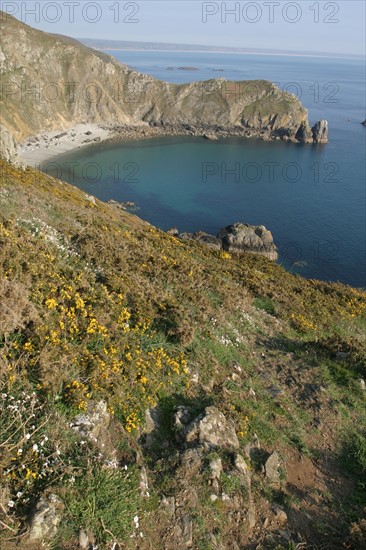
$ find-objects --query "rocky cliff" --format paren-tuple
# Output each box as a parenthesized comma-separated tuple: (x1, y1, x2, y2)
(0, 11, 322, 157)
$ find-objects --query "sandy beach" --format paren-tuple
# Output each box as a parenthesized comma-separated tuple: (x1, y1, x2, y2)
(18, 124, 116, 167)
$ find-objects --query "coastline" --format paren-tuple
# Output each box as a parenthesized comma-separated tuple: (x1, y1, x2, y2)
(19, 122, 305, 167)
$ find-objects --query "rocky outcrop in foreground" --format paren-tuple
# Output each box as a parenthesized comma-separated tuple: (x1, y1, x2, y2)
(0, 11, 327, 162)
(174, 222, 278, 260)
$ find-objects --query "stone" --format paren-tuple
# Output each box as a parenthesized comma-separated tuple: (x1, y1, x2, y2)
(85, 194, 96, 205)
(139, 466, 149, 497)
(160, 496, 175, 518)
(217, 223, 278, 260)
(71, 401, 110, 444)
(247, 499, 256, 530)
(312, 119, 329, 143)
(141, 406, 162, 448)
(209, 457, 223, 493)
(184, 406, 239, 450)
(167, 227, 179, 236)
(79, 530, 91, 549)
(234, 453, 249, 476)
(203, 133, 219, 140)
(265, 451, 281, 487)
(174, 406, 193, 429)
(28, 493, 64, 542)
(272, 503, 288, 524)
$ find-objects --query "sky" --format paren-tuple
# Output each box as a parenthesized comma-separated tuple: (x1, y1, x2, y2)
(1, 0, 365, 56)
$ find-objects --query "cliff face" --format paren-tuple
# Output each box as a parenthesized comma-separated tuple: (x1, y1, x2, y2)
(0, 12, 313, 149)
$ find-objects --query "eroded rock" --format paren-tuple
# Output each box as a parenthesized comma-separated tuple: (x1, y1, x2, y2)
(312, 119, 328, 143)
(28, 493, 64, 542)
(184, 406, 239, 450)
(71, 400, 110, 444)
(265, 451, 281, 487)
(218, 223, 278, 260)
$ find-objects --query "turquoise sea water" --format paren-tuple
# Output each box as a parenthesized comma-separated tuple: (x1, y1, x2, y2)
(45, 51, 366, 288)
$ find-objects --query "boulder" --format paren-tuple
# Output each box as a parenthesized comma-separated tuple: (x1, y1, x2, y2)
(218, 223, 278, 260)
(167, 227, 179, 236)
(71, 400, 110, 444)
(312, 119, 328, 143)
(184, 406, 239, 450)
(265, 451, 281, 487)
(28, 493, 64, 542)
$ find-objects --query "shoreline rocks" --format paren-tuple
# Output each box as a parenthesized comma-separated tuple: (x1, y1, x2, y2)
(312, 120, 329, 144)
(219, 223, 278, 260)
(13, 116, 330, 167)
(173, 222, 278, 260)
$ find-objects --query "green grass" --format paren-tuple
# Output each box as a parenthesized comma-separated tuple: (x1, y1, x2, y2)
(60, 465, 141, 545)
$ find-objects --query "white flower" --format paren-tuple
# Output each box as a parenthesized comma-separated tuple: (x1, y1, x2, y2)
(25, 433, 31, 440)
(17, 448, 23, 455)
(16, 492, 23, 498)
(32, 444, 38, 452)
(8, 500, 15, 508)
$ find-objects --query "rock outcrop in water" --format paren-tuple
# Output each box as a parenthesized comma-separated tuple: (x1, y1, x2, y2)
(0, 11, 326, 160)
(312, 120, 329, 143)
(177, 222, 278, 260)
(218, 223, 278, 260)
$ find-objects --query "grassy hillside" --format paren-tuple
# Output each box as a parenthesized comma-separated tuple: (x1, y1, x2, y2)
(0, 159, 365, 549)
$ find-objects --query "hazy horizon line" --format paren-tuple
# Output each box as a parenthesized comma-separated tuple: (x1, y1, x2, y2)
(78, 37, 366, 60)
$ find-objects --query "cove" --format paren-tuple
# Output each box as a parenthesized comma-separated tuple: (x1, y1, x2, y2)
(44, 134, 365, 288)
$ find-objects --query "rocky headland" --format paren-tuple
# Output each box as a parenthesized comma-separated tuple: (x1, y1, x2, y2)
(0, 11, 328, 164)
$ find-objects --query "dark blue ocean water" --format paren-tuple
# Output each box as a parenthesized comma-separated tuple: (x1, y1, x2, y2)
(46, 51, 366, 288)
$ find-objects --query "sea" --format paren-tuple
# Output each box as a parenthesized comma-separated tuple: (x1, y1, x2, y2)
(44, 51, 366, 288)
